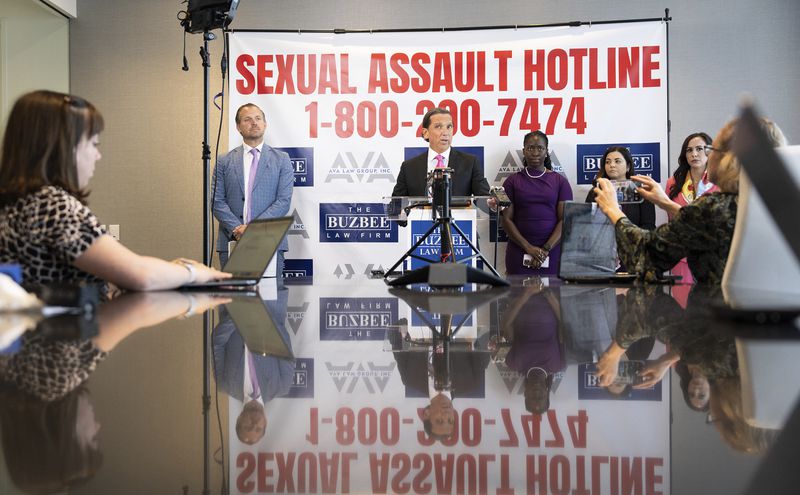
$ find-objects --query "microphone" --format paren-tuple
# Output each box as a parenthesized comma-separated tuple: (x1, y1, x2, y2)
(490, 186, 511, 207)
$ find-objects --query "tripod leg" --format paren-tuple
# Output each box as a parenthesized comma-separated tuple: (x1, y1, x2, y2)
(441, 221, 454, 263)
(449, 221, 504, 278)
(383, 220, 444, 278)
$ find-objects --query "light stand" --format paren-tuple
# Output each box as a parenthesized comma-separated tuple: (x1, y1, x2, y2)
(179, 4, 239, 494)
(200, 32, 214, 266)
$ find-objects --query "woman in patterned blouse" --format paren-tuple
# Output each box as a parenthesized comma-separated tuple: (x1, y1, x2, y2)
(592, 117, 786, 284)
(0, 91, 230, 291)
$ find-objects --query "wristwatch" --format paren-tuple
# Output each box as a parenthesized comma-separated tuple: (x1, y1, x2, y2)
(176, 260, 197, 284)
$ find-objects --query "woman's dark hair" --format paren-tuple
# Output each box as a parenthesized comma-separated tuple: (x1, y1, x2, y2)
(0, 90, 104, 207)
(595, 146, 634, 181)
(668, 132, 713, 199)
(675, 361, 710, 412)
(523, 131, 552, 170)
(524, 368, 553, 414)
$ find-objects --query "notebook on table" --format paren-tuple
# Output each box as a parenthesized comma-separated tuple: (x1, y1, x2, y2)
(558, 202, 637, 284)
(182, 216, 292, 289)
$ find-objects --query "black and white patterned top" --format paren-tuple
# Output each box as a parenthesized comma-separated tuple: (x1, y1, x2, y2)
(0, 333, 107, 402)
(0, 186, 105, 288)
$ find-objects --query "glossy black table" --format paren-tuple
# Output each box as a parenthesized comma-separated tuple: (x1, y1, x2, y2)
(0, 276, 797, 495)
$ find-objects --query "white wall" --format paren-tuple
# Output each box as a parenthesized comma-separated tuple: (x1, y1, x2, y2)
(0, 0, 69, 137)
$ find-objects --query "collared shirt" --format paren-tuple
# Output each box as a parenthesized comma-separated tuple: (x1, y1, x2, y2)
(426, 147, 452, 174)
(243, 346, 261, 401)
(242, 141, 264, 219)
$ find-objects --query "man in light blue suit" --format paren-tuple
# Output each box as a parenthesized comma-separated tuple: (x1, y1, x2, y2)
(212, 103, 294, 272)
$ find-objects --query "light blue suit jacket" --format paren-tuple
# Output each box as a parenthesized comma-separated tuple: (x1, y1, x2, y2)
(212, 143, 294, 252)
(212, 290, 295, 402)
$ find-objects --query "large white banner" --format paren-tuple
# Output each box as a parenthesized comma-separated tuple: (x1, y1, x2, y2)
(228, 22, 668, 280)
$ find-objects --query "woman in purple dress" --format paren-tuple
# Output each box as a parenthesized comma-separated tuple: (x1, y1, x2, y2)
(501, 131, 573, 275)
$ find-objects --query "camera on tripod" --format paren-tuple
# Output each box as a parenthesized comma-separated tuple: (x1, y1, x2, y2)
(428, 167, 453, 218)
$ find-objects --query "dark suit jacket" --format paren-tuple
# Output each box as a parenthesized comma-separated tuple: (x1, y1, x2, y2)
(392, 149, 491, 197)
(393, 349, 490, 399)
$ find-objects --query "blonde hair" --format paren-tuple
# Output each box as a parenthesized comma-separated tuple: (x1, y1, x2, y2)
(709, 377, 778, 454)
(712, 117, 787, 193)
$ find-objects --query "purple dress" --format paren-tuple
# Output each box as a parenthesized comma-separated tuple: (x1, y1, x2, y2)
(504, 293, 566, 374)
(503, 170, 573, 275)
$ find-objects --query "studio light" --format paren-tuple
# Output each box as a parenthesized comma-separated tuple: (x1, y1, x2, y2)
(183, 0, 240, 33)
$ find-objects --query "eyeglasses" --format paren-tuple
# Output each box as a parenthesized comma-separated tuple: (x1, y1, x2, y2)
(685, 145, 720, 155)
(524, 145, 547, 152)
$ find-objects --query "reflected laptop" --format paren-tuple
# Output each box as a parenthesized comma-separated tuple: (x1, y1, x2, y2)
(183, 216, 292, 289)
(558, 202, 637, 283)
(225, 295, 293, 359)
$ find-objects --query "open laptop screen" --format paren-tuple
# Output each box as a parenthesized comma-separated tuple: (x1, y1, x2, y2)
(224, 216, 293, 278)
(558, 202, 618, 279)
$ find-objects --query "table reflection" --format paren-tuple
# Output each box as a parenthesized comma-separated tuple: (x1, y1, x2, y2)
(1, 278, 796, 494)
(0, 291, 226, 494)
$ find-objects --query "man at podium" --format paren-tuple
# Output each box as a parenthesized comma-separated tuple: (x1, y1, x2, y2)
(391, 107, 490, 197)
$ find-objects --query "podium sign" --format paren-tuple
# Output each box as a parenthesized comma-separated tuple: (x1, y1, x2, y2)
(407, 208, 477, 270)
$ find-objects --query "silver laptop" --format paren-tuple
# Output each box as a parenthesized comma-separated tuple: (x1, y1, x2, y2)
(558, 202, 637, 283)
(225, 295, 294, 359)
(183, 216, 293, 289)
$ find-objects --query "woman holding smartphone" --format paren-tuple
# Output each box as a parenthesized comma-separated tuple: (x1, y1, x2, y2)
(592, 117, 786, 284)
(585, 146, 656, 231)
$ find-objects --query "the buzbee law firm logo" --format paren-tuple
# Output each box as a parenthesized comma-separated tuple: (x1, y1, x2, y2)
(285, 358, 314, 398)
(289, 209, 309, 239)
(325, 151, 395, 183)
(409, 221, 472, 270)
(319, 203, 398, 242)
(320, 297, 398, 341)
(283, 259, 313, 279)
(576, 143, 661, 184)
(326, 361, 396, 393)
(277, 147, 314, 187)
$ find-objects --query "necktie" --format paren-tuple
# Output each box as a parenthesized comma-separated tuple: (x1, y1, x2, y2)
(435, 154, 445, 169)
(246, 147, 261, 223)
(247, 351, 261, 400)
